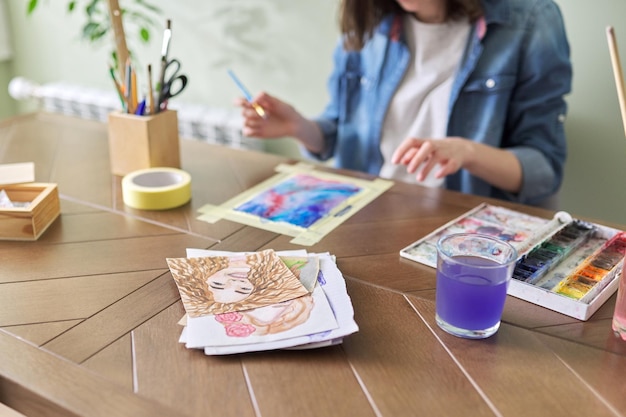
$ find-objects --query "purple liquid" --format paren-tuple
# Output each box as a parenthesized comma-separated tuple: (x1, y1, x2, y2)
(436, 256, 510, 331)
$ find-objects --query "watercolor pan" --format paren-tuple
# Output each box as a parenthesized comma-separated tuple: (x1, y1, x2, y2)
(554, 233, 626, 301)
(512, 220, 596, 285)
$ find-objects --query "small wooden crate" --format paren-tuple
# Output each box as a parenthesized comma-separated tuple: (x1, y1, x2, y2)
(0, 183, 60, 240)
(107, 110, 181, 176)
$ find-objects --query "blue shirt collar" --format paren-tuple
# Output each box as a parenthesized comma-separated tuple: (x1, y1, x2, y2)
(480, 0, 511, 26)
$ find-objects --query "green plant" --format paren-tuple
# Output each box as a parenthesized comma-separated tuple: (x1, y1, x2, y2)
(26, 0, 162, 46)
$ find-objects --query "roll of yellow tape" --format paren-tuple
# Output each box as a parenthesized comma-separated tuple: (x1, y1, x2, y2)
(122, 167, 191, 210)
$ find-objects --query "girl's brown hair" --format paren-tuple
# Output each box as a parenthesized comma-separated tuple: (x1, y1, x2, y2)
(168, 251, 308, 317)
(339, 0, 483, 50)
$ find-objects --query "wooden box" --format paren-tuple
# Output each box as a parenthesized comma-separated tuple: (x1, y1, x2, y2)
(107, 110, 181, 176)
(0, 183, 60, 240)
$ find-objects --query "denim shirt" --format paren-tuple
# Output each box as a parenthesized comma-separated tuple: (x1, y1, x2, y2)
(310, 0, 572, 206)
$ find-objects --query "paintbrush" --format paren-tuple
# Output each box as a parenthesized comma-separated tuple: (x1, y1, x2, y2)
(606, 26, 626, 137)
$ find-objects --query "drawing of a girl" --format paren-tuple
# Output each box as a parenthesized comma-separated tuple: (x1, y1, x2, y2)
(205, 256, 253, 303)
(215, 295, 315, 337)
(167, 250, 308, 317)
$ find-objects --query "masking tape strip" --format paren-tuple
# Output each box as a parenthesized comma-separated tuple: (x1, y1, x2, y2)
(122, 167, 191, 210)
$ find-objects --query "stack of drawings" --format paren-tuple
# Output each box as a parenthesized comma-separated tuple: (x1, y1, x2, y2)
(166, 248, 358, 355)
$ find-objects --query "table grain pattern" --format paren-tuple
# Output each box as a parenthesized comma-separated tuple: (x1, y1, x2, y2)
(1, 113, 625, 417)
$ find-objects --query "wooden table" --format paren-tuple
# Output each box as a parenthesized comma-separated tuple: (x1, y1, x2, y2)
(1, 112, 626, 417)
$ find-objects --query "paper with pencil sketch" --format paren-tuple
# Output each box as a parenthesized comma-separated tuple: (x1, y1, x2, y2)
(203, 252, 358, 355)
(175, 249, 359, 355)
(167, 249, 309, 317)
(184, 285, 338, 349)
(280, 254, 319, 292)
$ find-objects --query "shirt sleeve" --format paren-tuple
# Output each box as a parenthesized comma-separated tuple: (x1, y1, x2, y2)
(304, 39, 346, 162)
(503, 0, 572, 205)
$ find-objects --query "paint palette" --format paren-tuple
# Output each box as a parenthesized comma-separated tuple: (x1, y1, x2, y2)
(400, 203, 625, 320)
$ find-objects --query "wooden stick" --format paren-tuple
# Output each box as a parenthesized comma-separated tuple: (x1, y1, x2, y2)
(606, 26, 626, 137)
(130, 65, 138, 112)
(107, 0, 130, 85)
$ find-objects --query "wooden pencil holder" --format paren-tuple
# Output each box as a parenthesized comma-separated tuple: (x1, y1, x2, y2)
(107, 110, 181, 176)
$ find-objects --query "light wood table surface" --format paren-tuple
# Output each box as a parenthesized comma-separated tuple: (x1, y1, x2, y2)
(1, 112, 626, 417)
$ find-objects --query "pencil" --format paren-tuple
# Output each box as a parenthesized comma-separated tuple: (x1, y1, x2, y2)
(108, 66, 128, 112)
(131, 66, 138, 112)
(606, 26, 626, 137)
(147, 64, 155, 115)
(125, 58, 133, 113)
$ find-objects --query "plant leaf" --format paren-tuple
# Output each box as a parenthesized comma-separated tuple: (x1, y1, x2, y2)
(26, 0, 38, 15)
(85, 0, 100, 17)
(134, 0, 162, 15)
(27, 0, 162, 47)
(139, 27, 150, 43)
(82, 21, 103, 40)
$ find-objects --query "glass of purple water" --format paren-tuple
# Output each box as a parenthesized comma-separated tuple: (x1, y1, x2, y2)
(435, 233, 518, 339)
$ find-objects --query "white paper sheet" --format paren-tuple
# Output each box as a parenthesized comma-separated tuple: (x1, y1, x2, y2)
(185, 285, 338, 349)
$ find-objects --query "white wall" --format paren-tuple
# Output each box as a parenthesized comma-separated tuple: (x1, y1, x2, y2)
(0, 61, 13, 118)
(1, 0, 626, 224)
(3, 0, 340, 156)
(0, 0, 14, 117)
(555, 1, 626, 225)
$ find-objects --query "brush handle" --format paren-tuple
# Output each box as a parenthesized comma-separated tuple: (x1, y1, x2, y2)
(606, 26, 626, 137)
(106, 0, 130, 85)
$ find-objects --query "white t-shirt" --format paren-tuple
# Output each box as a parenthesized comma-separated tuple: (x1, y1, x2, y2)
(379, 15, 470, 187)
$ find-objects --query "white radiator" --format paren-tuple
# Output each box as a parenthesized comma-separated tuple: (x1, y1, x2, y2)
(8, 77, 262, 151)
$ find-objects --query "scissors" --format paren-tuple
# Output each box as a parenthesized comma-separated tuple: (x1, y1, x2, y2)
(158, 58, 188, 110)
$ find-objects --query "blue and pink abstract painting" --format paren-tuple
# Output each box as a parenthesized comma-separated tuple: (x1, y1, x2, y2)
(234, 174, 362, 228)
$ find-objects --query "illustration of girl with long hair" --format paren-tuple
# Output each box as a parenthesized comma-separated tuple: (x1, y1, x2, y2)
(214, 295, 315, 338)
(167, 249, 308, 317)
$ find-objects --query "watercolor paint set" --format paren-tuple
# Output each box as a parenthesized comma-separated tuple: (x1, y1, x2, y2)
(400, 203, 625, 320)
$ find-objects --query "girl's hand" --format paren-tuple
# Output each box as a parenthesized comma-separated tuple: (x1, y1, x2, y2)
(391, 137, 471, 181)
(235, 92, 300, 139)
